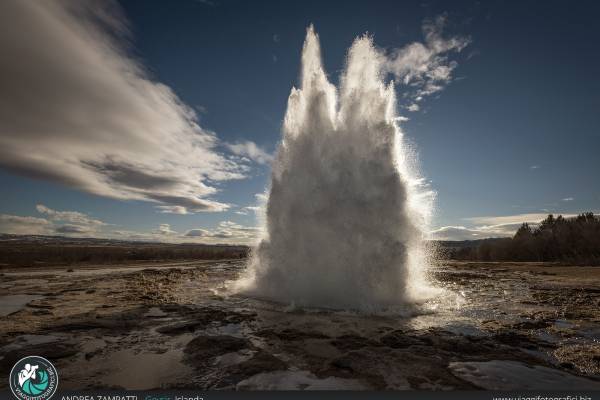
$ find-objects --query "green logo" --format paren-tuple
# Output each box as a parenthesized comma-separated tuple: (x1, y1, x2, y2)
(9, 356, 58, 400)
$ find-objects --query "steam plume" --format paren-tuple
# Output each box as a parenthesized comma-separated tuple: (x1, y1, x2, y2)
(237, 27, 434, 311)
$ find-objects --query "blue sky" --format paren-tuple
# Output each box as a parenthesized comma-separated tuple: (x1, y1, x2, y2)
(0, 0, 598, 242)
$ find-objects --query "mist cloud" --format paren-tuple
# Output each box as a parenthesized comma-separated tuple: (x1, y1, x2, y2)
(0, 0, 246, 214)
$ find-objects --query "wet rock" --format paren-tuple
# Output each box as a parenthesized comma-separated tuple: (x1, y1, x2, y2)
(321, 351, 389, 389)
(379, 330, 423, 349)
(512, 320, 552, 330)
(32, 309, 52, 316)
(330, 334, 381, 351)
(156, 307, 255, 335)
(27, 304, 54, 309)
(553, 343, 600, 376)
(493, 331, 554, 350)
(156, 321, 206, 335)
(226, 350, 287, 378)
(184, 335, 251, 362)
(257, 328, 330, 341)
(47, 309, 146, 333)
(0, 342, 78, 375)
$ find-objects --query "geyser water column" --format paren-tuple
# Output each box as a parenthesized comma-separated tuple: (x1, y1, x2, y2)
(238, 26, 435, 311)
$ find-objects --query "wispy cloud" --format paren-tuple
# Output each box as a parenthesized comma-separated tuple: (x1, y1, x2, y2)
(465, 213, 561, 226)
(185, 221, 261, 243)
(0, 1, 247, 214)
(55, 224, 95, 234)
(431, 222, 532, 241)
(152, 223, 178, 236)
(235, 206, 261, 216)
(562, 197, 574, 202)
(184, 228, 211, 237)
(225, 141, 274, 165)
(155, 206, 190, 215)
(387, 14, 470, 109)
(35, 204, 107, 235)
(36, 204, 105, 227)
(432, 212, 585, 241)
(0, 205, 260, 244)
(530, 165, 540, 170)
(430, 225, 487, 241)
(0, 215, 52, 235)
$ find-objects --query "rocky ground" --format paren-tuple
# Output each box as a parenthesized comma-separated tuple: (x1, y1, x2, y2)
(1, 260, 600, 390)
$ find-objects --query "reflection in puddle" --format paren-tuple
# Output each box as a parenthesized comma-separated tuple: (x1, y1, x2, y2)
(450, 360, 600, 390)
(0, 294, 43, 316)
(100, 348, 190, 390)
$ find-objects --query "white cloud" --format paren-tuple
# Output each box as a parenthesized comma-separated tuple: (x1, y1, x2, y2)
(225, 141, 274, 165)
(153, 223, 177, 236)
(184, 228, 211, 237)
(0, 214, 51, 235)
(465, 213, 575, 226)
(255, 193, 268, 203)
(184, 220, 261, 243)
(55, 224, 94, 234)
(530, 165, 540, 170)
(0, 1, 246, 214)
(562, 197, 574, 202)
(430, 226, 485, 241)
(36, 204, 104, 227)
(387, 15, 470, 107)
(34, 204, 107, 235)
(430, 222, 526, 241)
(155, 206, 190, 215)
(1, 203, 260, 244)
(235, 205, 261, 215)
(407, 103, 420, 112)
(433, 212, 587, 241)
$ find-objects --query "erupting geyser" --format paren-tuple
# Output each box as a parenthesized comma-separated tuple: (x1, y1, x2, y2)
(237, 26, 435, 311)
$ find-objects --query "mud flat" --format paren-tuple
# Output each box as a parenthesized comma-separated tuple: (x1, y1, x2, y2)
(1, 260, 599, 390)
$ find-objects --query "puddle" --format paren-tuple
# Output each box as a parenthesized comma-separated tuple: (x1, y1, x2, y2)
(554, 319, 575, 329)
(144, 307, 168, 318)
(80, 338, 106, 354)
(449, 360, 600, 390)
(1, 334, 62, 352)
(215, 350, 255, 367)
(0, 294, 43, 316)
(236, 370, 367, 390)
(100, 348, 190, 390)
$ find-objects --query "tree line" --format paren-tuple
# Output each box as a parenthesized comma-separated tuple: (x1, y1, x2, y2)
(444, 212, 600, 265)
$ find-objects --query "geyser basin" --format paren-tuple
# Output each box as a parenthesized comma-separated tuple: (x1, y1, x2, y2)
(237, 26, 435, 311)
